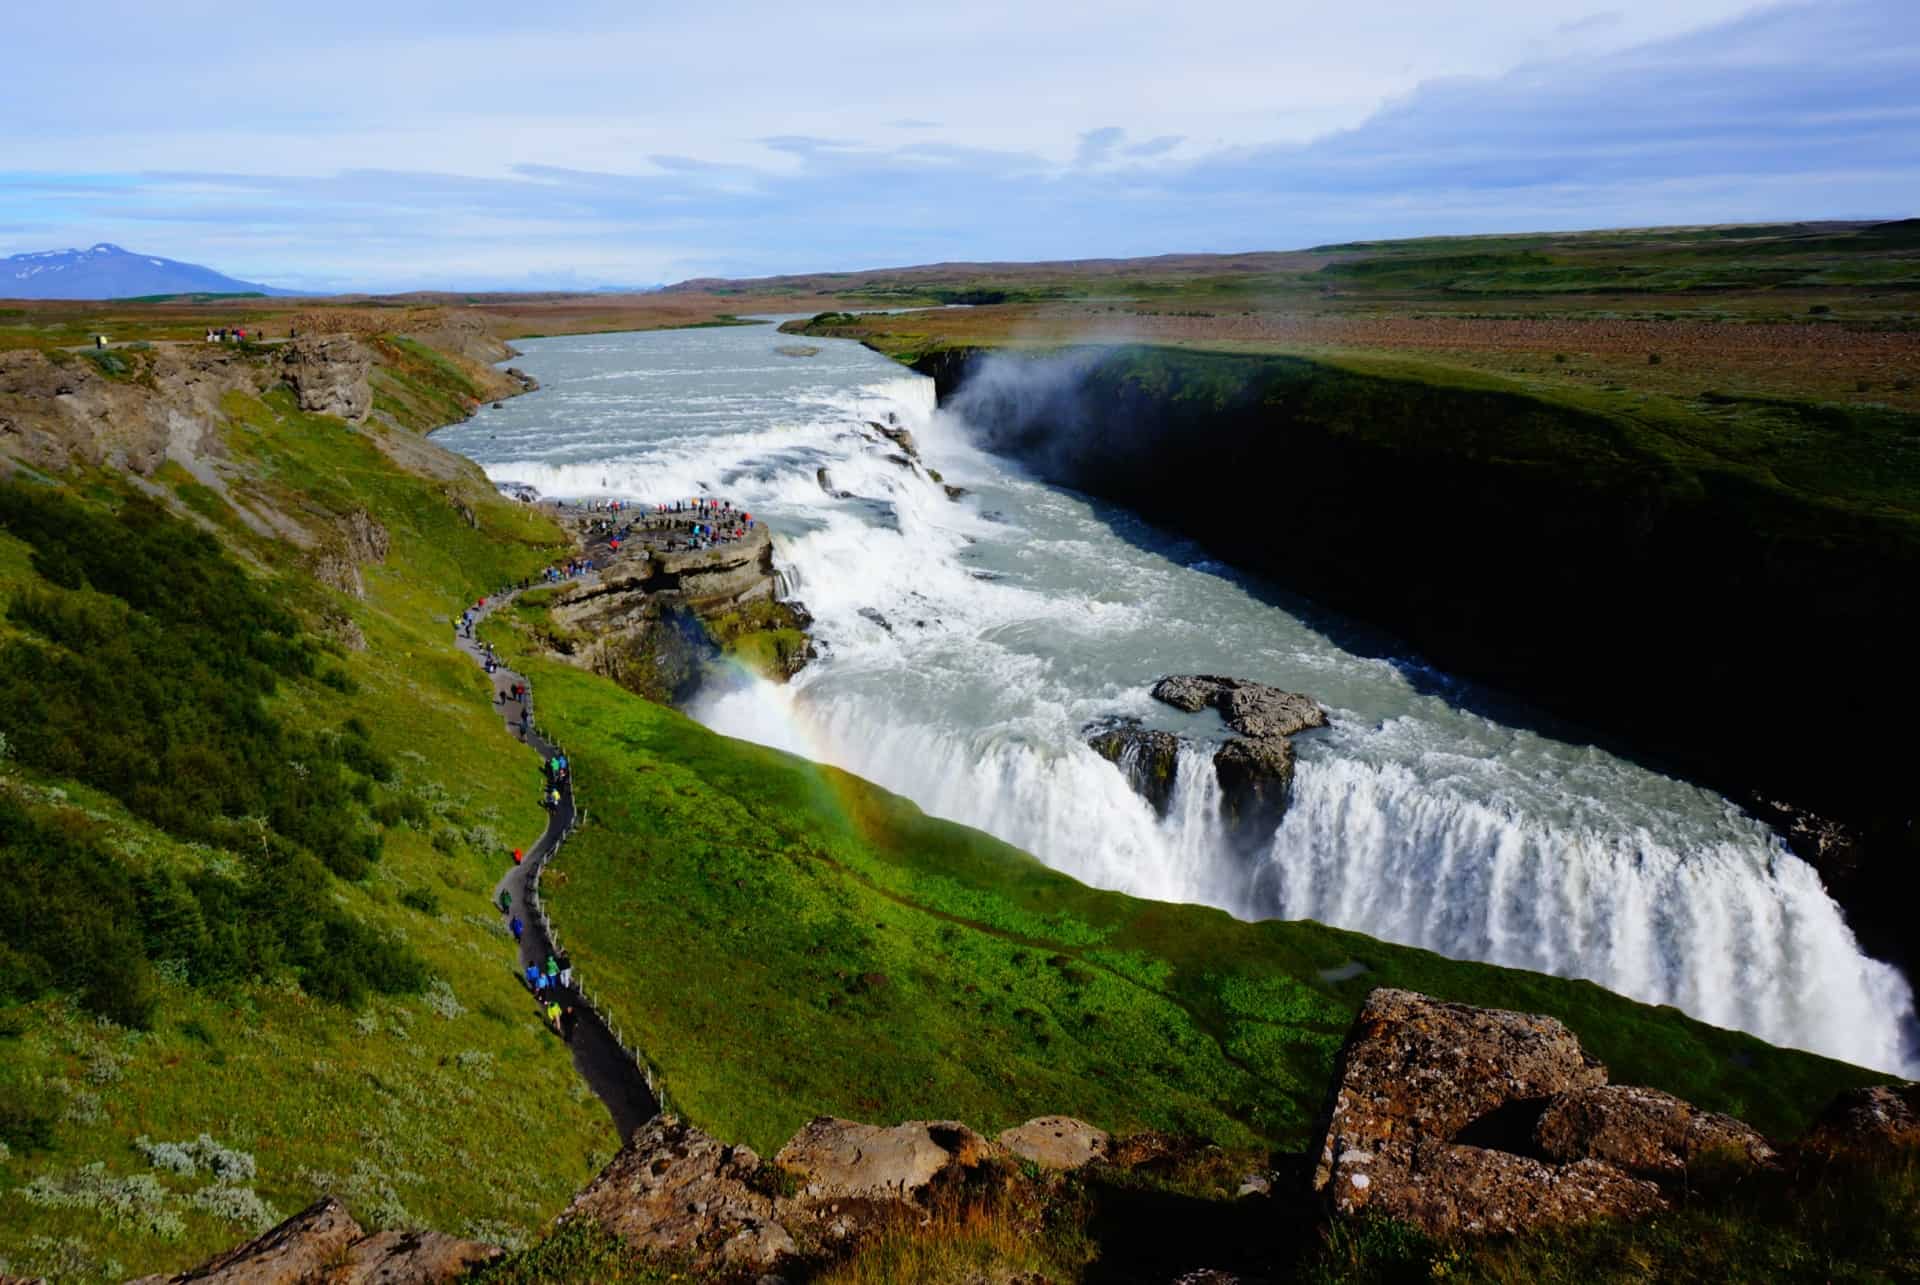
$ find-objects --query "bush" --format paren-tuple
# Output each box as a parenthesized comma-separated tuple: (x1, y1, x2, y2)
(399, 887, 441, 915)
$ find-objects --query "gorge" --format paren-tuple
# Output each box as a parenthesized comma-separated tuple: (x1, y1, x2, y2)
(436, 321, 1918, 1077)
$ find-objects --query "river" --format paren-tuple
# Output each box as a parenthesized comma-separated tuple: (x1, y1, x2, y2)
(434, 320, 1917, 1075)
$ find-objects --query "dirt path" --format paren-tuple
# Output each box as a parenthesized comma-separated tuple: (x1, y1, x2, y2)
(453, 588, 658, 1141)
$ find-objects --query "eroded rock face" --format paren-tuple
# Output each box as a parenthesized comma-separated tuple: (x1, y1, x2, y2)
(998, 1116, 1112, 1170)
(1799, 1084, 1920, 1159)
(561, 1115, 794, 1273)
(1084, 717, 1184, 816)
(1148, 675, 1326, 842)
(1211, 737, 1296, 839)
(281, 337, 372, 422)
(1535, 1084, 1777, 1179)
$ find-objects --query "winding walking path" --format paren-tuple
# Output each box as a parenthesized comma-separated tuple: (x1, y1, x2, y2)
(453, 590, 658, 1140)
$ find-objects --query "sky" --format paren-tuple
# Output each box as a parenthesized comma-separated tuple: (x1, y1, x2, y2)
(0, 0, 1914, 291)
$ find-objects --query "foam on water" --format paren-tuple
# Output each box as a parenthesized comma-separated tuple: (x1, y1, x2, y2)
(436, 323, 1919, 1074)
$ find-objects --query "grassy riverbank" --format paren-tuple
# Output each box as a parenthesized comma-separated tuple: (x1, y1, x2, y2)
(486, 606, 1880, 1159)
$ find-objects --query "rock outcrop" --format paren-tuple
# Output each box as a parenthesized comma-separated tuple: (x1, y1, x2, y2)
(998, 1116, 1112, 1170)
(1798, 1084, 1920, 1159)
(281, 336, 372, 422)
(560, 1116, 794, 1274)
(1144, 675, 1327, 843)
(563, 1113, 1008, 1275)
(1083, 717, 1184, 816)
(1312, 989, 1673, 1236)
(126, 1195, 499, 1284)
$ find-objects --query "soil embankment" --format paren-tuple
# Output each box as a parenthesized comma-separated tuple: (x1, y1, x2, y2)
(915, 343, 1920, 975)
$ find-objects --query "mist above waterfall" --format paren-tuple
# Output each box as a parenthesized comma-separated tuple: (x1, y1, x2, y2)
(435, 322, 1919, 1075)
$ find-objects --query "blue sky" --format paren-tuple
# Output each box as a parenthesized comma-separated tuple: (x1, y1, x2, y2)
(1, 0, 1913, 291)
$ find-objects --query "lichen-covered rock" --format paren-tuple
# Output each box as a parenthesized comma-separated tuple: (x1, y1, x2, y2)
(1084, 717, 1184, 815)
(1799, 1084, 1920, 1159)
(281, 336, 371, 422)
(998, 1116, 1111, 1170)
(561, 1115, 795, 1273)
(1313, 989, 1631, 1236)
(776, 1117, 992, 1200)
(1535, 1084, 1777, 1179)
(1357, 1144, 1665, 1236)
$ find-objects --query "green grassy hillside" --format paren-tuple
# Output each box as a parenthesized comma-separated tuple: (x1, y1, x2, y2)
(485, 609, 1881, 1159)
(0, 375, 608, 1282)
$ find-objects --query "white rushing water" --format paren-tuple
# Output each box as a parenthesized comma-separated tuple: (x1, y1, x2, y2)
(436, 322, 1919, 1074)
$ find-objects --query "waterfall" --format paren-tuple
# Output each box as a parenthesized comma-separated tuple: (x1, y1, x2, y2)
(439, 324, 1920, 1076)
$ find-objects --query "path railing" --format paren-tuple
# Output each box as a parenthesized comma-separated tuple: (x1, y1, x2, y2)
(479, 594, 676, 1120)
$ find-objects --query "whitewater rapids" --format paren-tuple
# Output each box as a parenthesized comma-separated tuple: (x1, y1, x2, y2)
(436, 322, 1918, 1075)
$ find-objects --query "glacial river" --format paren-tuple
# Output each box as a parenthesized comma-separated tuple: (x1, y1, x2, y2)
(435, 320, 1917, 1075)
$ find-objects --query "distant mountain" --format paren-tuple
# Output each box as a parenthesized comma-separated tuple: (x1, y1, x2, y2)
(0, 243, 298, 300)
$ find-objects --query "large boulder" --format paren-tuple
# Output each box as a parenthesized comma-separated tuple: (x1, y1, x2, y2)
(1798, 1084, 1920, 1159)
(1312, 989, 1670, 1236)
(1084, 717, 1184, 816)
(560, 1115, 795, 1274)
(776, 1117, 993, 1200)
(1535, 1084, 1777, 1179)
(281, 336, 372, 422)
(998, 1116, 1112, 1171)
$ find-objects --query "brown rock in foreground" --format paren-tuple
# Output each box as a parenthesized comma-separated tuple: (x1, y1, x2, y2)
(776, 1116, 995, 1199)
(125, 1194, 500, 1284)
(1799, 1084, 1920, 1159)
(1312, 988, 1663, 1236)
(560, 1115, 794, 1273)
(998, 1116, 1112, 1170)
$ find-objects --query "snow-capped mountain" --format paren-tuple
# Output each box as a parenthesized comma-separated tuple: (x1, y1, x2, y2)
(1, 244, 296, 300)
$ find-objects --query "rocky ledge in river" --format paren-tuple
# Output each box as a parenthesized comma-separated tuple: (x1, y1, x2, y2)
(1085, 675, 1326, 842)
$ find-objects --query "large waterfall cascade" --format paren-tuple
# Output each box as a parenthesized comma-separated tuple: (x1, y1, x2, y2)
(435, 322, 1918, 1075)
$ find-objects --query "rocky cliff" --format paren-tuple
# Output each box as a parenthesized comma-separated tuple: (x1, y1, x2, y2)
(922, 343, 1920, 976)
(521, 517, 812, 705)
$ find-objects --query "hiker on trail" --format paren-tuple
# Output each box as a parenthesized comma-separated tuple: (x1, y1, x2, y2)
(560, 1006, 578, 1041)
(512, 847, 523, 865)
(546, 1001, 563, 1030)
(559, 961, 573, 988)
(524, 963, 541, 991)
(544, 954, 559, 980)
(510, 917, 523, 942)
(499, 889, 511, 913)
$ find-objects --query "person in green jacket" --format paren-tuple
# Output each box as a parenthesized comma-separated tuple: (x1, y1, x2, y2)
(498, 888, 511, 913)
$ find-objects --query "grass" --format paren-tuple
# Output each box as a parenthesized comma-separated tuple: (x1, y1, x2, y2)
(0, 358, 607, 1281)
(483, 610, 1882, 1163)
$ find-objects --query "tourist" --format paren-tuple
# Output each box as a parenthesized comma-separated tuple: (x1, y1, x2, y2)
(559, 961, 573, 988)
(512, 847, 523, 865)
(510, 916, 523, 943)
(546, 1001, 563, 1030)
(499, 889, 511, 913)
(524, 963, 541, 990)
(560, 1006, 578, 1041)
